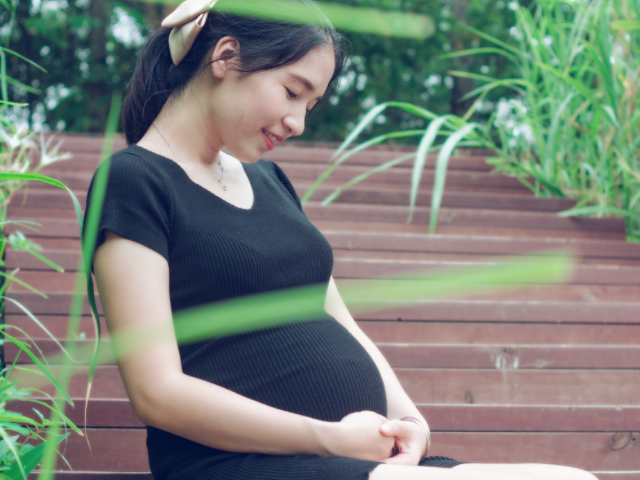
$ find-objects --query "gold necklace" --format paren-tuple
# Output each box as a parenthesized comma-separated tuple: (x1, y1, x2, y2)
(152, 123, 227, 191)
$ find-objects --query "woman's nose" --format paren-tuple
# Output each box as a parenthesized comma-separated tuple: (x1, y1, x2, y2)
(283, 110, 305, 137)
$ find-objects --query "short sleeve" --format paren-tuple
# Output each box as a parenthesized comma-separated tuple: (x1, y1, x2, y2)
(82, 152, 174, 275)
(269, 160, 305, 214)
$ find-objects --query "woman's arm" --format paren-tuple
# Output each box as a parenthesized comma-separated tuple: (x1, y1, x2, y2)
(93, 231, 393, 460)
(324, 275, 427, 427)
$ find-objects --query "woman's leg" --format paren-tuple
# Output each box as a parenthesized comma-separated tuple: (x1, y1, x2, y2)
(369, 464, 534, 480)
(369, 462, 599, 480)
(452, 462, 598, 480)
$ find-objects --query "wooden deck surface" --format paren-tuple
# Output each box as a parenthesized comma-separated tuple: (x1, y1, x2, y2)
(3, 133, 639, 479)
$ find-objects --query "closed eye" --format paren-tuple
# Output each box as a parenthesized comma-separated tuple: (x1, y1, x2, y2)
(285, 87, 298, 99)
(286, 87, 312, 114)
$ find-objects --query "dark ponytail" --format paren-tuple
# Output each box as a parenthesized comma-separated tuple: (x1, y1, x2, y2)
(122, 0, 349, 145)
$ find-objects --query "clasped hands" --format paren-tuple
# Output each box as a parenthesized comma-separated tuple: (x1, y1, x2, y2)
(324, 411, 429, 466)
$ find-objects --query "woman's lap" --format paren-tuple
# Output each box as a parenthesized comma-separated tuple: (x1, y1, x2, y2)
(166, 453, 469, 480)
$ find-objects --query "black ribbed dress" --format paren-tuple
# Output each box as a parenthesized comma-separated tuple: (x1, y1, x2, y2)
(82, 144, 469, 480)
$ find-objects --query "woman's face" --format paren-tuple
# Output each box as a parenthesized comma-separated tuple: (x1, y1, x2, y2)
(202, 37, 336, 163)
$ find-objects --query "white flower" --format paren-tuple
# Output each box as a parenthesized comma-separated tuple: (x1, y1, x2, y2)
(0, 126, 22, 149)
(520, 123, 535, 143)
(38, 131, 73, 166)
(496, 98, 512, 121)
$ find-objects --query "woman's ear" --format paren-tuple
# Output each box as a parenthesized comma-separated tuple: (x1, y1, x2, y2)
(210, 35, 241, 79)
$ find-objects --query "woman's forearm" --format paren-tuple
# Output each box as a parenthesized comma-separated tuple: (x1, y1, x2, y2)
(345, 322, 427, 426)
(138, 372, 335, 456)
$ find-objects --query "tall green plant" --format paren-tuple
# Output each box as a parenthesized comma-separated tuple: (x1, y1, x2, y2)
(304, 0, 639, 239)
(452, 0, 640, 237)
(0, 1, 86, 477)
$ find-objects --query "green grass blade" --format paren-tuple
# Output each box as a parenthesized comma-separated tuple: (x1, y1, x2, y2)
(429, 123, 480, 234)
(3, 433, 69, 480)
(459, 23, 522, 55)
(0, 426, 25, 480)
(156, 0, 436, 39)
(320, 153, 416, 204)
(0, 47, 46, 73)
(331, 102, 390, 161)
(408, 116, 454, 222)
(558, 205, 632, 217)
(611, 20, 640, 31)
(299, 130, 425, 204)
(435, 47, 516, 62)
(1, 332, 73, 405)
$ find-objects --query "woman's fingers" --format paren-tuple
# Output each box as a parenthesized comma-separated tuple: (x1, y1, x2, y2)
(379, 419, 406, 437)
(381, 452, 417, 466)
(379, 419, 425, 466)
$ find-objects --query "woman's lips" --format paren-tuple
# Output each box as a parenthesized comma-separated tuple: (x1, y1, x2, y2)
(262, 130, 275, 150)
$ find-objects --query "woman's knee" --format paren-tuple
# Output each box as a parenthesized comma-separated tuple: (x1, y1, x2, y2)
(368, 463, 534, 480)
(452, 463, 598, 480)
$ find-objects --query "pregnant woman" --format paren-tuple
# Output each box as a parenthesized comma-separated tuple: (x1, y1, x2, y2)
(83, 0, 598, 479)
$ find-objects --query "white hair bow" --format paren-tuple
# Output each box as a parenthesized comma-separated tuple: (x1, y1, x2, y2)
(161, 0, 219, 65)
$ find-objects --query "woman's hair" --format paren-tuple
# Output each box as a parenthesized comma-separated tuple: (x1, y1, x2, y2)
(122, 0, 350, 145)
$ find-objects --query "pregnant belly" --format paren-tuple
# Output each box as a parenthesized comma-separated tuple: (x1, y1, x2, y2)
(179, 316, 387, 421)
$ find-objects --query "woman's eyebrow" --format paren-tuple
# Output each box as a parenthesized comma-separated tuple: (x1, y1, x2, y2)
(288, 73, 323, 101)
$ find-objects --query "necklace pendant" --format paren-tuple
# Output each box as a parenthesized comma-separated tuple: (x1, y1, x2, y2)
(221, 183, 227, 191)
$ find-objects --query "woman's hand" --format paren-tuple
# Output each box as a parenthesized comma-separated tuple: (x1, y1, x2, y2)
(378, 419, 428, 466)
(319, 411, 395, 462)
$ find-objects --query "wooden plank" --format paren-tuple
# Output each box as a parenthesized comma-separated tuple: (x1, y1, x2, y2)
(51, 429, 148, 472)
(8, 316, 640, 345)
(325, 221, 627, 241)
(10, 181, 577, 212)
(331, 259, 640, 286)
(43, 134, 128, 154)
(396, 369, 640, 405)
(5, 216, 626, 241)
(9, 242, 640, 279)
(8, 399, 640, 431)
(6, 338, 639, 369)
(42, 144, 496, 172)
(361, 300, 640, 323)
(7, 266, 640, 293)
(377, 344, 640, 369)
(20, 429, 640, 472)
(9, 366, 640, 405)
(15, 200, 624, 233)
(324, 230, 640, 258)
(332, 249, 640, 267)
(358, 321, 640, 345)
(8, 398, 141, 427)
(29, 162, 528, 191)
(594, 474, 640, 480)
(297, 183, 578, 211)
(303, 204, 627, 233)
(5, 292, 640, 323)
(10, 249, 640, 285)
(277, 162, 530, 189)
(415, 405, 640, 432)
(8, 248, 640, 275)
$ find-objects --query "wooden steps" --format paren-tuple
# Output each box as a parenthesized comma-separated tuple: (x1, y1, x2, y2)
(4, 134, 640, 478)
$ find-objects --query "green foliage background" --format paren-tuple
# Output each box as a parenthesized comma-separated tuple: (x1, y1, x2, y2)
(5, 0, 524, 143)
